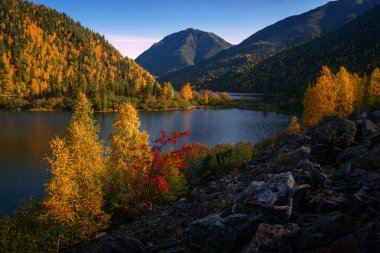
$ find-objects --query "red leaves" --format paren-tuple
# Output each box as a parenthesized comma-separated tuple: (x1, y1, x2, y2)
(150, 130, 196, 194)
(152, 130, 190, 149)
(155, 175, 169, 193)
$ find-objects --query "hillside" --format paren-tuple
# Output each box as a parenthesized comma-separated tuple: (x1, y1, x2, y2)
(0, 0, 158, 100)
(135, 28, 232, 77)
(159, 0, 380, 89)
(212, 5, 380, 96)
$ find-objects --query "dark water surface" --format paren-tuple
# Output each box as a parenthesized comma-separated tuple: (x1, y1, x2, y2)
(0, 109, 290, 213)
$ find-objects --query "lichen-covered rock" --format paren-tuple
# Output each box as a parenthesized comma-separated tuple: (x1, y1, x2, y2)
(234, 172, 295, 213)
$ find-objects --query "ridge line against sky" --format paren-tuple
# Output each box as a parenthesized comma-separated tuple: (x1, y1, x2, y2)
(29, 0, 332, 59)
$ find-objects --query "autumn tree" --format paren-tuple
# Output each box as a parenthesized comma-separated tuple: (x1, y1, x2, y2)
(204, 92, 209, 105)
(368, 67, 380, 106)
(106, 103, 153, 215)
(180, 83, 193, 100)
(335, 67, 354, 116)
(162, 82, 174, 99)
(303, 66, 380, 128)
(352, 73, 366, 109)
(43, 93, 108, 238)
(0, 0, 159, 100)
(287, 116, 301, 135)
(303, 66, 338, 128)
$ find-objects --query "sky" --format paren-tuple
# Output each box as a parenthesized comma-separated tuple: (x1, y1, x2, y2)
(29, 0, 332, 59)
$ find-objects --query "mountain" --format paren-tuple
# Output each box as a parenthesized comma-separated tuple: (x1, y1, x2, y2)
(159, 0, 380, 88)
(135, 28, 232, 77)
(0, 0, 158, 99)
(220, 5, 380, 96)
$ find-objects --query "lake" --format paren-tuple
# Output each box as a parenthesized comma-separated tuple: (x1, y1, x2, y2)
(0, 109, 290, 214)
(228, 93, 264, 101)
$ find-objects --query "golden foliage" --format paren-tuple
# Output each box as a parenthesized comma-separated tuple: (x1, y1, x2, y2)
(287, 116, 301, 135)
(162, 82, 175, 99)
(43, 93, 109, 238)
(335, 67, 354, 116)
(180, 83, 193, 100)
(0, 0, 159, 97)
(369, 68, 380, 106)
(204, 92, 209, 104)
(303, 66, 379, 128)
(107, 103, 153, 214)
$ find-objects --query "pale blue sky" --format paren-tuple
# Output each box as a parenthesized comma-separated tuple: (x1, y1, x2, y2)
(29, 0, 332, 58)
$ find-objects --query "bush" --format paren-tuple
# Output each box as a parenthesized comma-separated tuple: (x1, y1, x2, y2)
(158, 164, 188, 203)
(184, 144, 209, 186)
(235, 141, 254, 160)
(195, 142, 254, 181)
(0, 203, 81, 253)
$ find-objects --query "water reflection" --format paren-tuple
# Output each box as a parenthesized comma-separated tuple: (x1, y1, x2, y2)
(0, 109, 289, 213)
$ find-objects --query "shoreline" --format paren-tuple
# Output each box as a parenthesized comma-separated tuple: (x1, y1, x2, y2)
(0, 99, 297, 114)
(0, 100, 288, 114)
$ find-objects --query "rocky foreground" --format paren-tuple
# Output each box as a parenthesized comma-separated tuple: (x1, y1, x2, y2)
(80, 110, 380, 253)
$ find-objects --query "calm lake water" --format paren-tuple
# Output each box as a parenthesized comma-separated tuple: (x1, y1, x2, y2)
(228, 93, 264, 101)
(0, 109, 290, 214)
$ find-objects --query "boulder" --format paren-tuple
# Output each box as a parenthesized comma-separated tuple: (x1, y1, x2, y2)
(245, 223, 300, 253)
(97, 236, 144, 253)
(329, 219, 380, 253)
(368, 143, 380, 171)
(311, 117, 356, 163)
(182, 213, 258, 253)
(335, 145, 370, 170)
(370, 110, 380, 125)
(294, 160, 326, 186)
(356, 119, 379, 142)
(234, 172, 295, 213)
(187, 187, 207, 202)
(297, 212, 355, 251)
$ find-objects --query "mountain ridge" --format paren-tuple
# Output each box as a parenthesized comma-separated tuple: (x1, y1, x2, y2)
(200, 5, 380, 96)
(159, 0, 380, 88)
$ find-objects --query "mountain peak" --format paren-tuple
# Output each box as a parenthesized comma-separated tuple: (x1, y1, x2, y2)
(135, 29, 232, 77)
(185, 28, 196, 32)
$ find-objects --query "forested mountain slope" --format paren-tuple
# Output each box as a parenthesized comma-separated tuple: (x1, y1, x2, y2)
(214, 5, 380, 96)
(0, 0, 158, 99)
